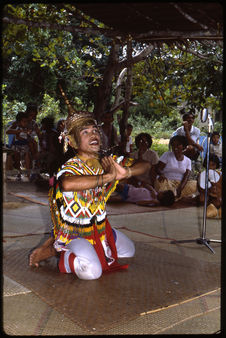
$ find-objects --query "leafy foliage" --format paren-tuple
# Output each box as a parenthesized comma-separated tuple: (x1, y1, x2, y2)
(131, 43, 222, 121)
(2, 3, 111, 113)
(2, 3, 223, 137)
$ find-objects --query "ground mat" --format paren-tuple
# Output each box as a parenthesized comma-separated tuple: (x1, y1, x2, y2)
(107, 199, 194, 215)
(3, 243, 220, 332)
(8, 191, 195, 214)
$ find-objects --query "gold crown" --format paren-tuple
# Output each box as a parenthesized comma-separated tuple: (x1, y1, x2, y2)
(65, 111, 96, 133)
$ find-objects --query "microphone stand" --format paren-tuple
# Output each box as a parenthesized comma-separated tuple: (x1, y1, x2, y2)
(171, 111, 221, 254)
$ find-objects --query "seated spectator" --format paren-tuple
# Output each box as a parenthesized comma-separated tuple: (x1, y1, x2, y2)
(5, 119, 16, 170)
(5, 119, 16, 148)
(173, 110, 203, 161)
(110, 181, 175, 207)
(25, 103, 41, 163)
(210, 131, 222, 166)
(37, 117, 61, 176)
(118, 123, 134, 156)
(6, 111, 32, 178)
(153, 135, 197, 201)
(197, 153, 222, 218)
(131, 132, 159, 186)
(100, 111, 119, 153)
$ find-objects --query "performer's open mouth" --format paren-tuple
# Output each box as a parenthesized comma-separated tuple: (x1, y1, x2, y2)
(89, 138, 99, 146)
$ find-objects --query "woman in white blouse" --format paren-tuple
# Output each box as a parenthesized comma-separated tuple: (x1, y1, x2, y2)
(153, 135, 197, 200)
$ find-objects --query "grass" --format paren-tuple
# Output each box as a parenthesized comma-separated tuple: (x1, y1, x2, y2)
(152, 139, 169, 156)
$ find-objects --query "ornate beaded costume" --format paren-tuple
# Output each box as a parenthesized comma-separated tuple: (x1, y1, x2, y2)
(49, 90, 135, 272)
(49, 155, 133, 253)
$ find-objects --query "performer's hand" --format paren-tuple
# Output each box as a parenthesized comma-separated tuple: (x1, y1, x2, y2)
(112, 159, 129, 180)
(101, 156, 117, 181)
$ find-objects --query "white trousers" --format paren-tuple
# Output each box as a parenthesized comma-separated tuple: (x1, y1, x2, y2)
(60, 228, 135, 280)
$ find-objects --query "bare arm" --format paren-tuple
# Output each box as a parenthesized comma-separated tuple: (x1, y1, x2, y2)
(183, 122, 203, 151)
(61, 157, 150, 192)
(153, 161, 167, 182)
(6, 128, 20, 135)
(176, 169, 190, 197)
(61, 156, 117, 192)
(183, 121, 194, 145)
(125, 160, 151, 179)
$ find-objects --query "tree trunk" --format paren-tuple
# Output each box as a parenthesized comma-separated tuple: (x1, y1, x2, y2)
(111, 68, 127, 112)
(93, 41, 120, 122)
(93, 43, 154, 123)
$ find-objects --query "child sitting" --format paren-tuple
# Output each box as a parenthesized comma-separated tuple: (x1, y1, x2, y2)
(210, 131, 222, 167)
(197, 153, 222, 218)
(110, 181, 175, 207)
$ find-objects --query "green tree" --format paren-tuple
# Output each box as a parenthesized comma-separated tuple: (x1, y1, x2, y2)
(131, 43, 222, 121)
(2, 3, 223, 135)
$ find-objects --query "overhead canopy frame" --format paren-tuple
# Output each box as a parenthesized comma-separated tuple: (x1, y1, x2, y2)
(76, 2, 223, 43)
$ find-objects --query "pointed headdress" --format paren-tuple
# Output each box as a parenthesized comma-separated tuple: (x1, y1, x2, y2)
(58, 84, 97, 151)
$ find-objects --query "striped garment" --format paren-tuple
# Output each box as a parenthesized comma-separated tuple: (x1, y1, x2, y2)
(49, 155, 133, 252)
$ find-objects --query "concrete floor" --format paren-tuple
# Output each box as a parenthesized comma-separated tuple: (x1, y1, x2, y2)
(2, 179, 222, 335)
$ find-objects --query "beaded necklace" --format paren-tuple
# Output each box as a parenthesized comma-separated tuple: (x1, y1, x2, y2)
(77, 155, 105, 205)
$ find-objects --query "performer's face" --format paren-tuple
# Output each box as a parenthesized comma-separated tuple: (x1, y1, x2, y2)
(78, 124, 101, 157)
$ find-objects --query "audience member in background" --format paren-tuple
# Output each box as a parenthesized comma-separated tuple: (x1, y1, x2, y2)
(38, 117, 60, 177)
(110, 181, 175, 207)
(25, 103, 41, 164)
(153, 135, 197, 201)
(131, 132, 159, 186)
(118, 123, 134, 156)
(100, 111, 119, 153)
(5, 119, 16, 149)
(173, 111, 203, 161)
(5, 118, 17, 170)
(197, 153, 222, 218)
(210, 131, 222, 166)
(6, 111, 32, 178)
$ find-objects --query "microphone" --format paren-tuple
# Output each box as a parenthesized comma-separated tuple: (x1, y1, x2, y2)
(201, 108, 208, 123)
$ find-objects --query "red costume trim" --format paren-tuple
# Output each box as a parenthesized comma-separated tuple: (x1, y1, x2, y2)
(58, 251, 67, 273)
(68, 252, 76, 274)
(58, 218, 129, 276)
(93, 218, 129, 273)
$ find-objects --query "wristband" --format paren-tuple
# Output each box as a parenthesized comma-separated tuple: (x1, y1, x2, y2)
(96, 174, 104, 187)
(96, 175, 100, 187)
(127, 167, 132, 178)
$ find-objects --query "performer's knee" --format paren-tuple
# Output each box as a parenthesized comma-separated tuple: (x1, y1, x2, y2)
(124, 239, 135, 258)
(114, 229, 135, 258)
(59, 250, 102, 280)
(74, 256, 102, 280)
(60, 238, 103, 280)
